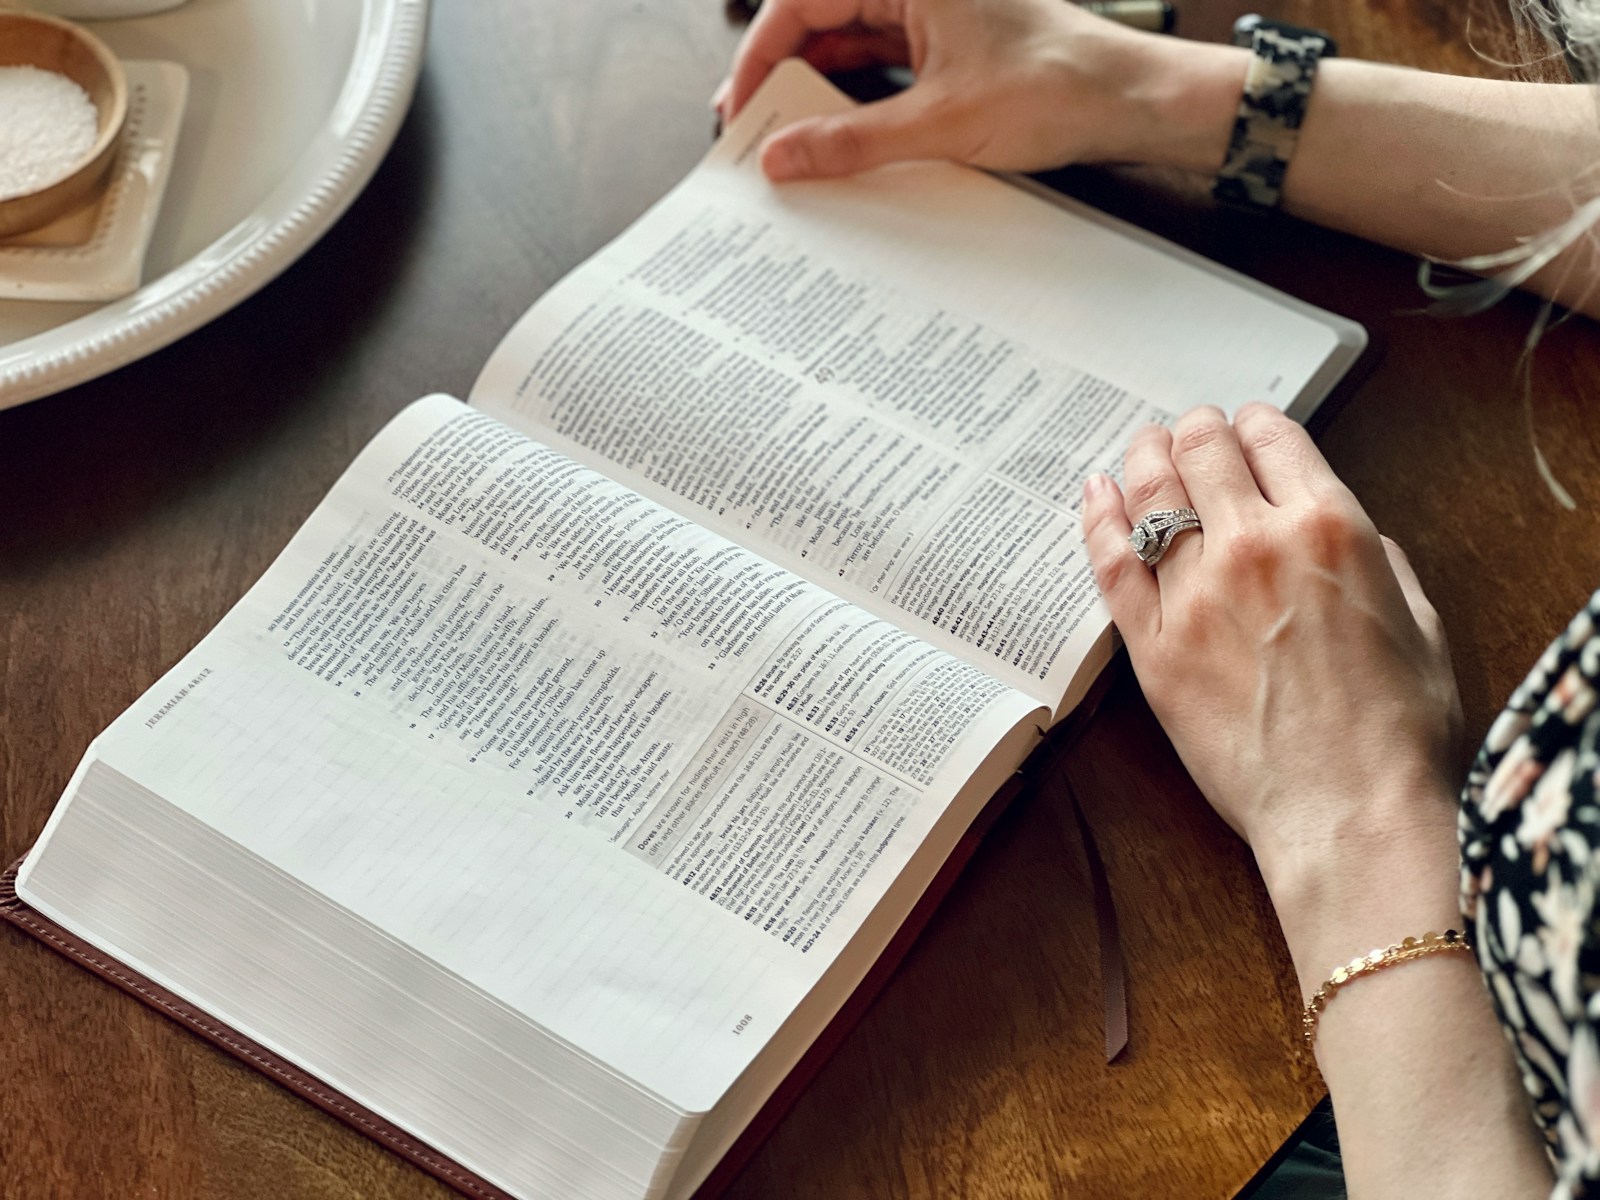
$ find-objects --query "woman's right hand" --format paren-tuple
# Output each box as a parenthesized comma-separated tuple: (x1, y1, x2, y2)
(719, 0, 1249, 182)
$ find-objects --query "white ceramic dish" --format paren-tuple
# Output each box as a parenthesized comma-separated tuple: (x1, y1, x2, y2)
(0, 60, 189, 302)
(0, 0, 429, 410)
(20, 2, 190, 16)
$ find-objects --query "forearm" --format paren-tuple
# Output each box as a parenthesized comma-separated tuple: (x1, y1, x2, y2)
(1112, 39, 1600, 315)
(1257, 791, 1552, 1198)
(731, 0, 1600, 310)
(1287, 62, 1600, 314)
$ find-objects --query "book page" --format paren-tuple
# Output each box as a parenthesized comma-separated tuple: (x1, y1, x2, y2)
(21, 395, 1043, 1113)
(471, 60, 1351, 716)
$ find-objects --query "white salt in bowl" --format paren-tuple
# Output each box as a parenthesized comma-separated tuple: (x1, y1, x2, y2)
(0, 11, 128, 238)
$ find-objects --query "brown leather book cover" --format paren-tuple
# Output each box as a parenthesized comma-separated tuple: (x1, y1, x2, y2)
(0, 770, 1032, 1200)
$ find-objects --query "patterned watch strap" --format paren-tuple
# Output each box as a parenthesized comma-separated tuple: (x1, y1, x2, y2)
(1212, 22, 1332, 211)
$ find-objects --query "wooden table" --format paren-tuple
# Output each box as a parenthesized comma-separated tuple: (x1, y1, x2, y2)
(3, 2, 1597, 1197)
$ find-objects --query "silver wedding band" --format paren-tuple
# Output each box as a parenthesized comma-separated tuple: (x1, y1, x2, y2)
(1129, 507, 1201, 567)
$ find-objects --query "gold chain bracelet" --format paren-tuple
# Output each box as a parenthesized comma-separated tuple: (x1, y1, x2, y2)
(1301, 929, 1473, 1047)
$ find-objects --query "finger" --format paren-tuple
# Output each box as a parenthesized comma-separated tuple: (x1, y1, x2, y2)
(799, 27, 910, 76)
(1083, 473, 1161, 643)
(1120, 423, 1203, 572)
(760, 88, 958, 181)
(1167, 405, 1261, 528)
(728, 0, 863, 118)
(1233, 403, 1338, 507)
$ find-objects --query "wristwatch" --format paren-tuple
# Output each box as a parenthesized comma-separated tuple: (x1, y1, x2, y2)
(1211, 15, 1338, 211)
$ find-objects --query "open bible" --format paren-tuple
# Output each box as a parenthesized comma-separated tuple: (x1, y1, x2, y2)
(6, 61, 1364, 1200)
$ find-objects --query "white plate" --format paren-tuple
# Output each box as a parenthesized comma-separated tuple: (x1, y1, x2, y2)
(0, 0, 429, 410)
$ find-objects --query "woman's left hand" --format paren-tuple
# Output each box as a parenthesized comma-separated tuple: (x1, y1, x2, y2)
(1081, 404, 1463, 902)
(1084, 404, 1557, 1199)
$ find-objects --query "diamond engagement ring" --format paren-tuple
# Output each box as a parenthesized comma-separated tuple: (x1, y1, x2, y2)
(1129, 507, 1202, 567)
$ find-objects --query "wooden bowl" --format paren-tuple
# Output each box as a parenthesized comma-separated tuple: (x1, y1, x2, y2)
(0, 11, 128, 238)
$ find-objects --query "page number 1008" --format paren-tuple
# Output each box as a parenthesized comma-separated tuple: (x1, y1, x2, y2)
(732, 1014, 753, 1036)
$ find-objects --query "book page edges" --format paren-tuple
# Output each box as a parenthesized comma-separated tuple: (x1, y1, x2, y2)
(15, 756, 693, 1200)
(10, 693, 1044, 1200)
(0, 859, 518, 1200)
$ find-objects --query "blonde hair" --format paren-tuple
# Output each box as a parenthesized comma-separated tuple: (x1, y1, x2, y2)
(1523, 0, 1600, 80)
(1417, 0, 1600, 505)
(1425, 0, 1600, 313)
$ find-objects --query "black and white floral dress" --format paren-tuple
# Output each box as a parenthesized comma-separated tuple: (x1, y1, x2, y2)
(1461, 589, 1600, 1198)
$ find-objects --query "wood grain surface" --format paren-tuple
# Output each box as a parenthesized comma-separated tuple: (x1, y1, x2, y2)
(3, 2, 1597, 1199)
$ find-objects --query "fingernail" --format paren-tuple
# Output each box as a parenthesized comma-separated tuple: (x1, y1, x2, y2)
(1084, 473, 1109, 498)
(710, 77, 730, 112)
(763, 137, 803, 181)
